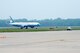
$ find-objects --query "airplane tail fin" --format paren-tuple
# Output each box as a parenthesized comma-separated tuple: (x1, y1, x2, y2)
(9, 16, 14, 23)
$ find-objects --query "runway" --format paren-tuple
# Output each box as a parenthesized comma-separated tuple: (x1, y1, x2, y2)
(0, 30, 80, 53)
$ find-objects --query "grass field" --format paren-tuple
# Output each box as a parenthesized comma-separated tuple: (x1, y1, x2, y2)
(0, 26, 80, 32)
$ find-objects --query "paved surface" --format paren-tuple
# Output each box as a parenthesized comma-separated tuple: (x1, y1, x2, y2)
(0, 30, 80, 53)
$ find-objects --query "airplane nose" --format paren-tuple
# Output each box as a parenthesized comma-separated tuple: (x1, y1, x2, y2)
(38, 23, 40, 26)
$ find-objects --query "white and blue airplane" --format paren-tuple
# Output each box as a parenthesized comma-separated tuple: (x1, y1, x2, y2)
(9, 16, 40, 29)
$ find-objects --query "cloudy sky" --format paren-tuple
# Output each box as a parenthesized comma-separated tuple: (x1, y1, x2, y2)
(0, 0, 80, 20)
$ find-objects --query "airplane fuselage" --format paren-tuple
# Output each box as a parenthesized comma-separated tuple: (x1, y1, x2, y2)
(9, 22, 40, 29)
(9, 16, 40, 29)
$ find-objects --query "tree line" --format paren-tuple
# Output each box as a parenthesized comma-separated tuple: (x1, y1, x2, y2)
(0, 18, 80, 27)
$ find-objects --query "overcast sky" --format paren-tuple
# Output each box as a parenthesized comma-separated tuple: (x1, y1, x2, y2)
(0, 0, 80, 20)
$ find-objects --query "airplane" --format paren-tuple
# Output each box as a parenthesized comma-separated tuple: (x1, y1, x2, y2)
(9, 16, 40, 29)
